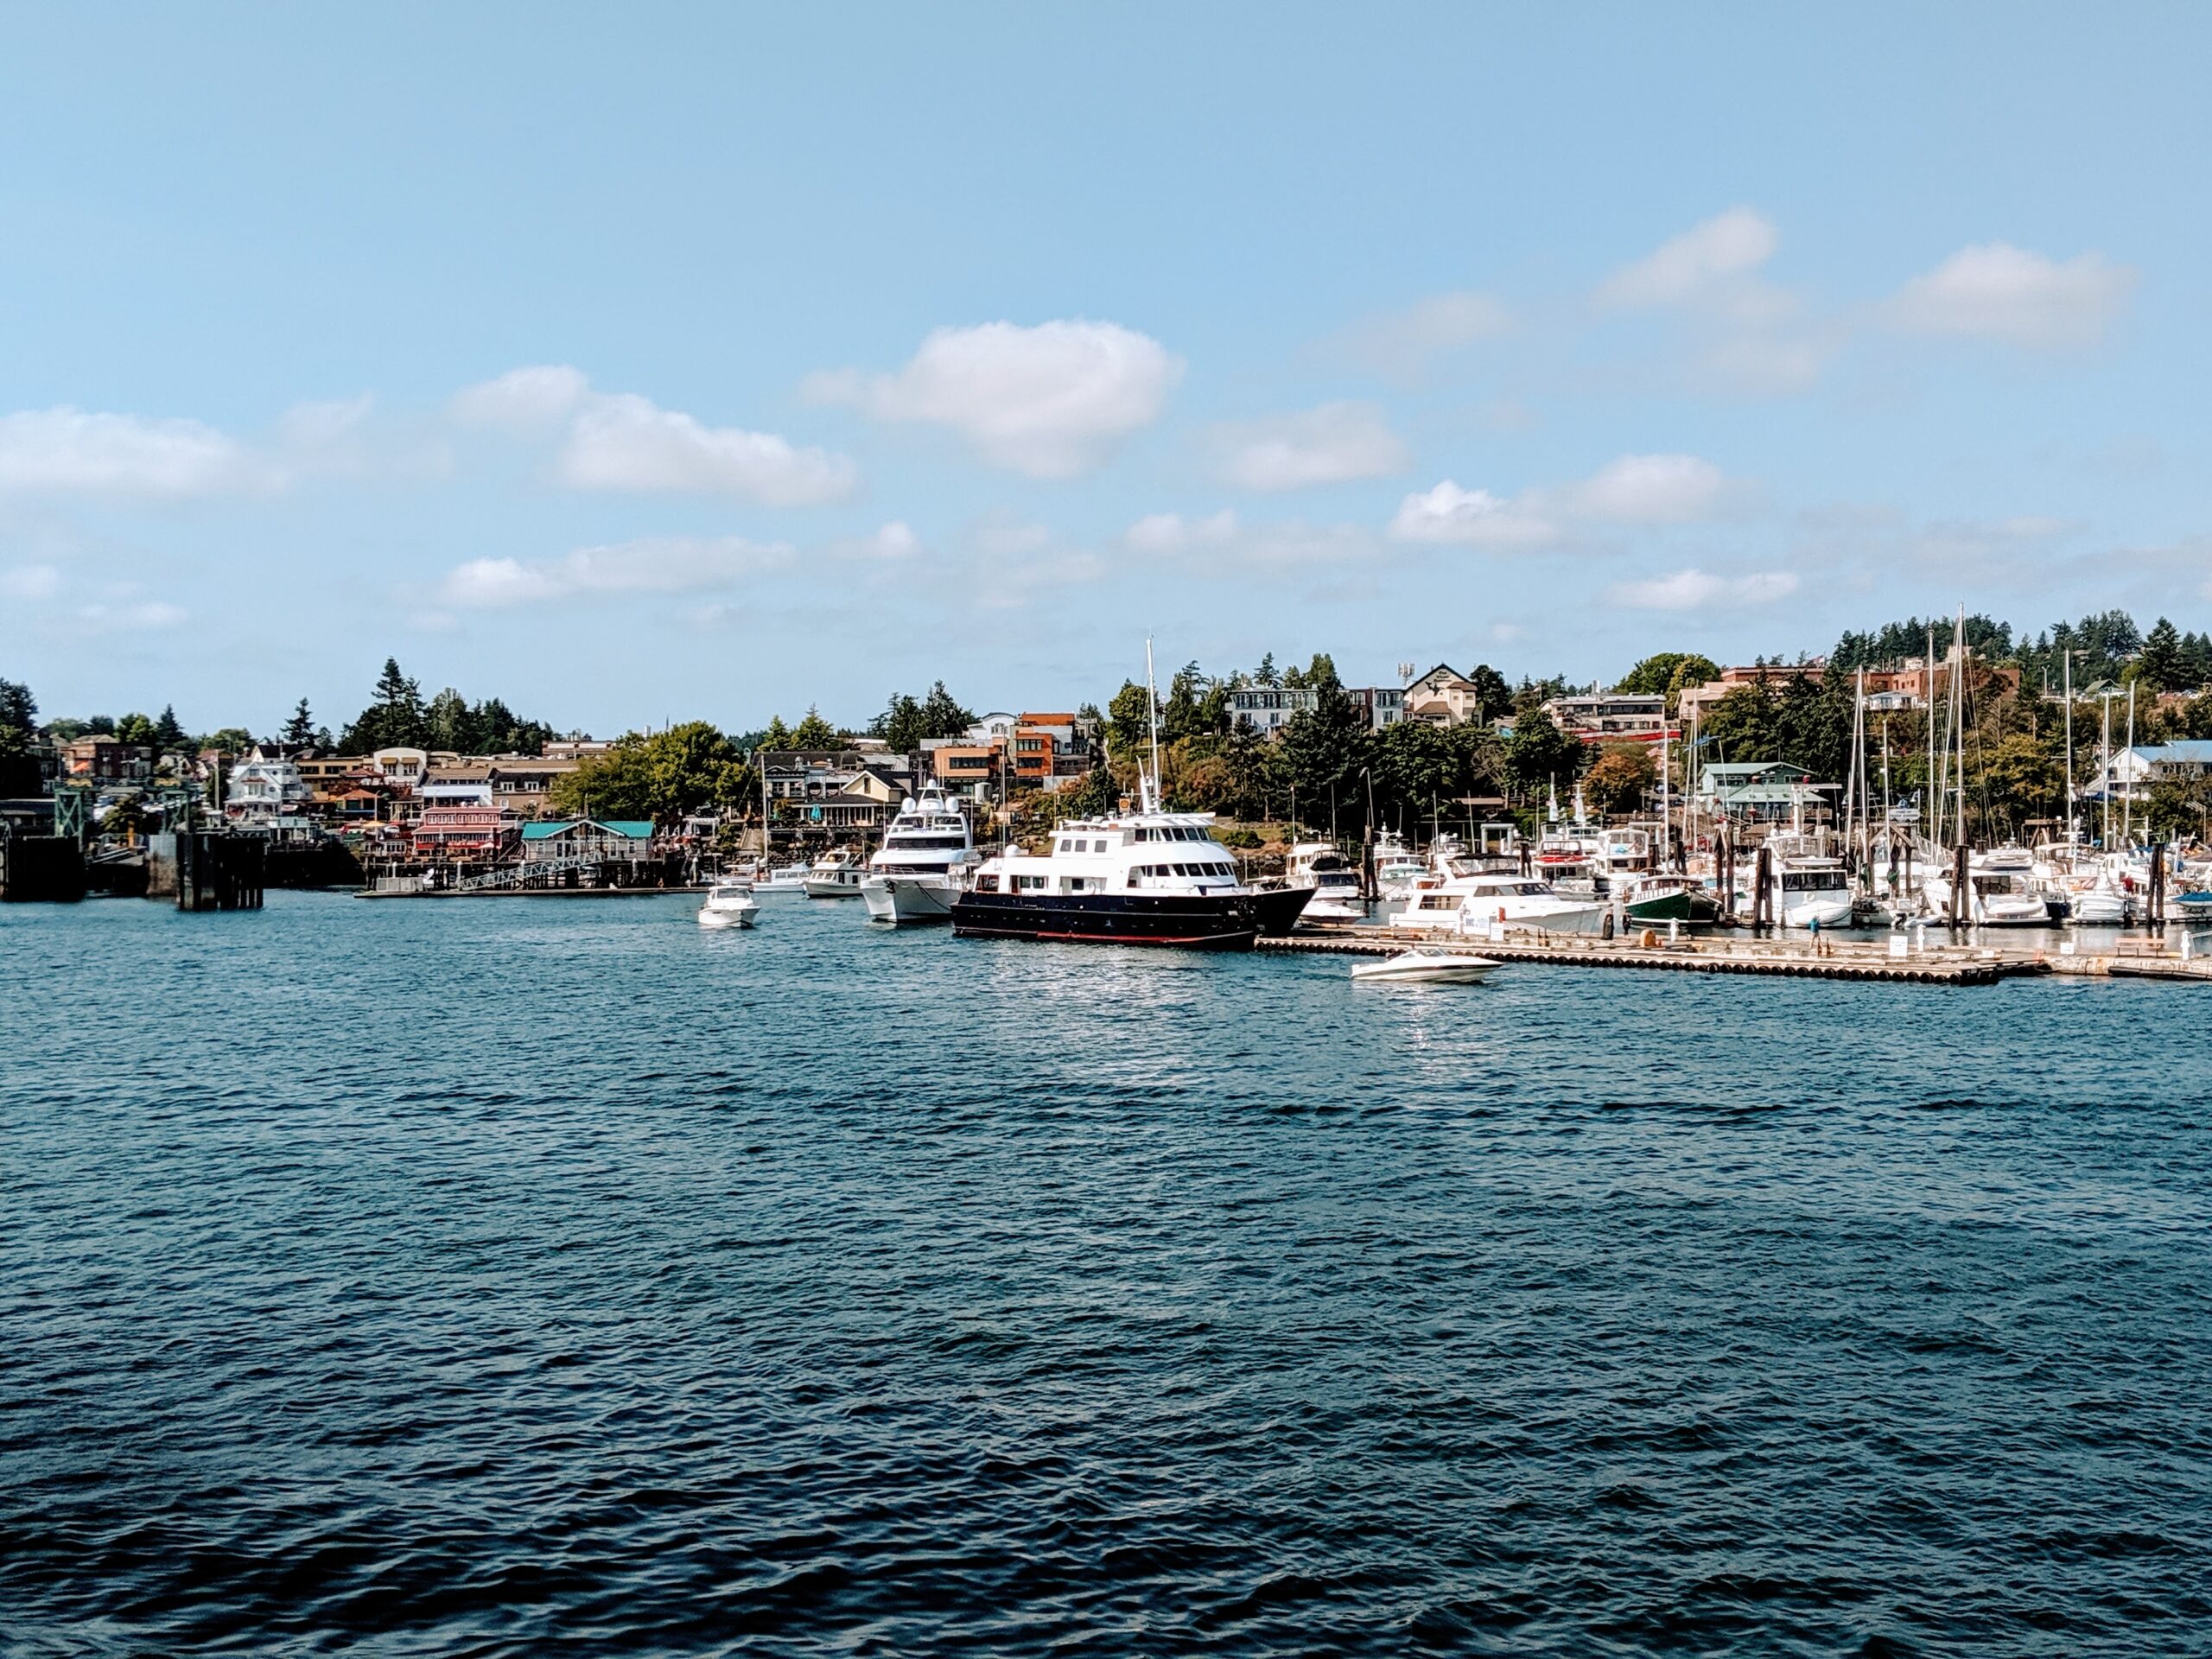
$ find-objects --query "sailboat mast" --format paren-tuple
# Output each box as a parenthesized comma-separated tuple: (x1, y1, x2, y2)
(2063, 649, 2075, 844)
(2123, 679, 2135, 846)
(1144, 637, 1164, 813)
(2101, 692, 2113, 849)
(1954, 603, 1967, 854)
(1926, 621, 1942, 849)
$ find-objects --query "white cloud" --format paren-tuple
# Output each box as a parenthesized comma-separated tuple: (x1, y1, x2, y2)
(1599, 207, 1778, 308)
(1389, 454, 1730, 546)
(450, 365, 592, 429)
(1891, 244, 2134, 346)
(829, 521, 923, 562)
(1571, 454, 1728, 523)
(279, 394, 376, 448)
(0, 408, 271, 499)
(559, 393, 855, 504)
(1335, 290, 1511, 378)
(1211, 402, 1408, 492)
(1605, 568, 1798, 611)
(73, 599, 188, 632)
(1389, 480, 1559, 548)
(805, 320, 1180, 478)
(2, 563, 60, 600)
(1125, 510, 1239, 553)
(440, 535, 791, 608)
(1121, 509, 1379, 575)
(452, 365, 855, 504)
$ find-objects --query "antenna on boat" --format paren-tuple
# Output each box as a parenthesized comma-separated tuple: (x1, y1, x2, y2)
(1143, 637, 1163, 815)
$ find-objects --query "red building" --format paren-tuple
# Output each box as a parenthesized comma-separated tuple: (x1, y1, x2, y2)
(411, 806, 520, 859)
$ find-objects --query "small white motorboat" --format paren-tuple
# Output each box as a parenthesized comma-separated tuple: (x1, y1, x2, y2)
(1351, 948, 1499, 985)
(697, 880, 760, 929)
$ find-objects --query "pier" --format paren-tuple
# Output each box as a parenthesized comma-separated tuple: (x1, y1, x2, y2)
(1262, 924, 2212, 986)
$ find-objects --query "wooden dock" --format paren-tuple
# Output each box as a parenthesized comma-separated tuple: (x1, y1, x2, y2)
(1262, 924, 2212, 986)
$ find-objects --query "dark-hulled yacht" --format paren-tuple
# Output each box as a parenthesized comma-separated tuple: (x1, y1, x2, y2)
(950, 645, 1310, 949)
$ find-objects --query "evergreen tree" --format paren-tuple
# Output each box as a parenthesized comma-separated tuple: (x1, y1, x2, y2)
(1255, 652, 1280, 687)
(113, 712, 157, 744)
(789, 707, 839, 749)
(423, 687, 471, 752)
(2133, 618, 2186, 691)
(150, 705, 188, 754)
(282, 698, 317, 746)
(340, 658, 428, 752)
(757, 715, 794, 752)
(1278, 681, 1373, 832)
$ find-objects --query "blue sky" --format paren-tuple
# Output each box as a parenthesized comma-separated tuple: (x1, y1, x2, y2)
(3, 3, 2207, 737)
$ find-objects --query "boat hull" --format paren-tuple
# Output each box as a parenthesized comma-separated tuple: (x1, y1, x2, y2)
(952, 887, 1308, 949)
(697, 906, 755, 929)
(861, 874, 957, 923)
(804, 877, 865, 899)
(1624, 888, 1721, 925)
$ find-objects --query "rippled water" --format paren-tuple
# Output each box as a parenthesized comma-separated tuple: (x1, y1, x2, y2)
(4, 892, 2209, 1655)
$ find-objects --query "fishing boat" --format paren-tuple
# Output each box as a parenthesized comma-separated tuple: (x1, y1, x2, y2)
(696, 880, 759, 929)
(1618, 871, 1720, 926)
(1351, 948, 1499, 985)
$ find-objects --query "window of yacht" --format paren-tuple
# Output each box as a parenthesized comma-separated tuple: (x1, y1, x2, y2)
(973, 874, 999, 893)
(1013, 874, 1046, 892)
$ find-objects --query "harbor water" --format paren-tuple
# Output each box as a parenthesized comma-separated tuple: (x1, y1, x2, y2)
(4, 893, 2209, 1655)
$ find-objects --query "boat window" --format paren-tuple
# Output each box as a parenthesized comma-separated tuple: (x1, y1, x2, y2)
(1013, 874, 1046, 892)
(973, 874, 999, 893)
(1092, 840, 1108, 853)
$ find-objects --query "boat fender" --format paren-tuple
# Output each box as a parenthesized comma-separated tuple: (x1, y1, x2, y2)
(1639, 928, 1659, 949)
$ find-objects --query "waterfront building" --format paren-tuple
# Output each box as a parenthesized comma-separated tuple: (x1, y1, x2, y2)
(1402, 664, 1490, 728)
(1229, 686, 1319, 734)
(486, 757, 581, 816)
(760, 749, 907, 832)
(413, 805, 522, 860)
(1347, 686, 1406, 729)
(2086, 742, 2212, 806)
(226, 747, 315, 821)
(371, 747, 431, 791)
(542, 736, 613, 761)
(418, 764, 496, 809)
(60, 734, 156, 785)
(1541, 689, 1671, 744)
(520, 818, 654, 864)
(1694, 760, 1837, 823)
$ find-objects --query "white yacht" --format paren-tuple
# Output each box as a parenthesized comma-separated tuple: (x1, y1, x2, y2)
(756, 861, 812, 893)
(1923, 848, 2049, 927)
(1285, 840, 1365, 922)
(696, 880, 759, 929)
(952, 644, 1310, 950)
(1394, 871, 1609, 936)
(803, 846, 867, 899)
(1373, 831, 1426, 897)
(861, 790, 982, 924)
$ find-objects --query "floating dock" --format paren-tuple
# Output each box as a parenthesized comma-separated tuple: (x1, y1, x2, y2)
(1263, 925, 2212, 986)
